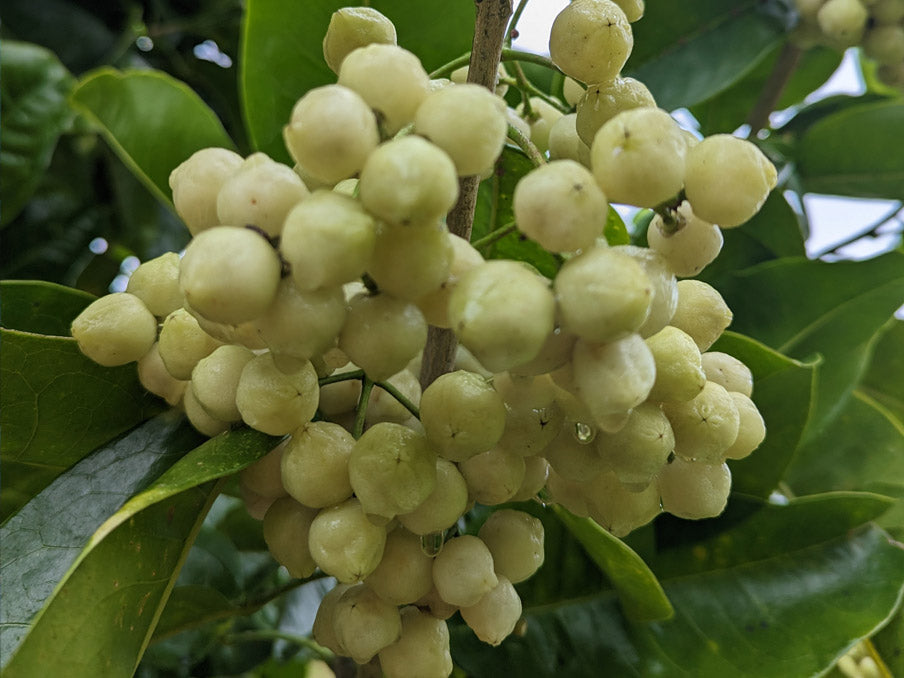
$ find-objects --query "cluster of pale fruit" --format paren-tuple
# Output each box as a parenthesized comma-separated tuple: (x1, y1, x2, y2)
(69, 1, 775, 674)
(792, 0, 904, 90)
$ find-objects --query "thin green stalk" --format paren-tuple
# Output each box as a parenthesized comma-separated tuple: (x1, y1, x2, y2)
(318, 369, 365, 387)
(507, 0, 531, 45)
(507, 123, 546, 167)
(374, 380, 420, 419)
(471, 221, 518, 251)
(430, 47, 561, 81)
(223, 629, 334, 661)
(353, 378, 375, 438)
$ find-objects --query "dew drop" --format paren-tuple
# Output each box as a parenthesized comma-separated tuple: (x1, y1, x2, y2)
(573, 421, 596, 444)
(420, 531, 444, 556)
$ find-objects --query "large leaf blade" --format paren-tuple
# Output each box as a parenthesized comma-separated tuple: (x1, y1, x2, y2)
(69, 68, 236, 209)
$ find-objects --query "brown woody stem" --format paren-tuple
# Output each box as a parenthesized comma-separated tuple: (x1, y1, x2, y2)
(419, 0, 513, 391)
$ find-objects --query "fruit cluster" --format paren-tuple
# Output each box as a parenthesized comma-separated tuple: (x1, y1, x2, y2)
(69, 2, 774, 674)
(792, 0, 904, 90)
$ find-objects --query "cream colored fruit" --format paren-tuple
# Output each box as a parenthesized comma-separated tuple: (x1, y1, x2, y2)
(332, 585, 402, 664)
(478, 509, 545, 584)
(190, 344, 254, 422)
(663, 381, 740, 463)
(397, 458, 469, 535)
(322, 6, 397, 73)
(262, 497, 318, 579)
(126, 252, 183, 318)
(701, 351, 754, 397)
(364, 528, 435, 605)
(235, 353, 319, 435)
(658, 458, 732, 519)
(670, 280, 733, 351)
(367, 221, 453, 301)
(378, 607, 453, 678)
(460, 576, 522, 646)
(432, 535, 498, 607)
(71, 293, 157, 367)
(575, 77, 655, 147)
(549, 0, 633, 84)
(647, 202, 724, 277)
(308, 498, 387, 583)
(169, 147, 242, 235)
(281, 421, 355, 508)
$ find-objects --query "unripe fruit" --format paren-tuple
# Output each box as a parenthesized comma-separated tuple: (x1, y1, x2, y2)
(459, 446, 526, 505)
(514, 160, 608, 253)
(312, 584, 351, 655)
(448, 260, 556, 373)
(280, 190, 376, 291)
(415, 83, 508, 176)
(701, 351, 754, 397)
(432, 535, 498, 607)
(359, 136, 459, 226)
(71, 293, 157, 367)
(584, 470, 662, 536)
(817, 0, 868, 46)
(338, 44, 430, 134)
(169, 147, 242, 235)
(547, 113, 583, 162)
(283, 85, 379, 184)
(338, 292, 428, 382)
(179, 226, 281, 325)
(379, 607, 453, 678)
(544, 420, 608, 481)
(367, 221, 454, 301)
(126, 252, 183, 318)
(863, 25, 904, 64)
(549, 0, 633, 84)
(572, 334, 656, 421)
(332, 584, 402, 664)
(645, 326, 706, 403)
(397, 458, 469, 535)
(596, 402, 674, 488)
(281, 421, 355, 508)
(190, 344, 254, 422)
(510, 455, 551, 501)
(216, 152, 308, 237)
(420, 370, 506, 462)
(416, 233, 484, 328)
(349, 422, 437, 520)
(364, 528, 435, 605)
(158, 309, 223, 381)
(658, 458, 732, 519)
(240, 442, 287, 501)
(555, 245, 653, 344)
(182, 385, 230, 437)
(647, 202, 724, 277)
(137, 343, 187, 406)
(663, 381, 740, 463)
(615, 245, 678, 338)
(545, 466, 591, 517)
(519, 97, 564, 154)
(575, 77, 655, 147)
(723, 392, 766, 460)
(684, 134, 777, 228)
(262, 496, 318, 578)
(460, 576, 522, 646)
(308, 498, 387, 583)
(235, 353, 319, 435)
(612, 0, 645, 21)
(670, 280, 733, 351)
(478, 509, 545, 584)
(322, 7, 397, 74)
(591, 107, 686, 208)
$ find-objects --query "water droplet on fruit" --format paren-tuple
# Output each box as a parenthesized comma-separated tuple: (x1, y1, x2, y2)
(573, 421, 596, 444)
(420, 531, 444, 556)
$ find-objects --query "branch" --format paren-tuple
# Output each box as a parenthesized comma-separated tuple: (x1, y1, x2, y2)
(745, 43, 803, 137)
(419, 0, 513, 391)
(812, 202, 903, 258)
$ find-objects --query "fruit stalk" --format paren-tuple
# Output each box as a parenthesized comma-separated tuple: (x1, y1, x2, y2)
(419, 0, 513, 390)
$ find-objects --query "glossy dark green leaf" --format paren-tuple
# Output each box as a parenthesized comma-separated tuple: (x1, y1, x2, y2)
(1, 423, 275, 675)
(717, 251, 904, 440)
(624, 0, 786, 110)
(874, 608, 904, 677)
(554, 507, 673, 622)
(152, 585, 238, 642)
(604, 207, 630, 246)
(0, 330, 164, 521)
(651, 492, 895, 578)
(861, 319, 904, 421)
(708, 332, 816, 498)
(0, 41, 75, 226)
(452, 526, 904, 678)
(69, 68, 236, 208)
(689, 45, 842, 136)
(240, 0, 474, 162)
(796, 100, 904, 199)
(0, 280, 93, 336)
(698, 190, 806, 286)
(0, 412, 201, 667)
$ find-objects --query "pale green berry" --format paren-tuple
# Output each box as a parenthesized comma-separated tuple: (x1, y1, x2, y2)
(544, 420, 608, 481)
(817, 0, 868, 46)
(460, 576, 522, 646)
(658, 457, 732, 520)
(670, 280, 733, 351)
(190, 344, 254, 422)
(478, 509, 545, 584)
(432, 535, 498, 607)
(684, 134, 777, 228)
(563, 77, 586, 106)
(614, 245, 678, 338)
(701, 351, 754, 397)
(332, 584, 402, 664)
(575, 77, 655, 147)
(863, 24, 904, 64)
(367, 221, 454, 301)
(416, 233, 484, 328)
(179, 226, 281, 325)
(612, 0, 645, 21)
(168, 147, 242, 235)
(364, 528, 435, 605)
(322, 6, 397, 73)
(509, 327, 577, 377)
(449, 62, 510, 96)
(283, 84, 379, 185)
(308, 498, 387, 583)
(216, 152, 308, 237)
(519, 96, 564, 154)
(545, 466, 591, 517)
(510, 455, 551, 502)
(572, 334, 656, 421)
(514, 160, 609, 253)
(263, 496, 318, 578)
(378, 607, 453, 678)
(235, 353, 319, 435)
(365, 369, 422, 426)
(280, 190, 376, 291)
(459, 447, 526, 505)
(415, 83, 508, 176)
(71, 293, 157, 367)
(647, 202, 724, 278)
(239, 442, 287, 501)
(723, 392, 766, 460)
(662, 381, 740, 463)
(584, 470, 662, 536)
(312, 584, 352, 655)
(359, 136, 459, 226)
(397, 458, 469, 535)
(157, 308, 222, 380)
(596, 402, 674, 489)
(645, 326, 706, 403)
(549, 0, 633, 84)
(281, 421, 354, 508)
(126, 252, 183, 318)
(182, 385, 230, 437)
(548, 113, 583, 162)
(871, 0, 904, 24)
(137, 343, 187, 406)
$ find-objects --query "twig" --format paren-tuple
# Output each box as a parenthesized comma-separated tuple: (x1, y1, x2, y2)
(812, 202, 903, 258)
(745, 43, 803, 137)
(419, 0, 513, 391)
(507, 123, 546, 167)
(471, 221, 518, 251)
(223, 629, 333, 661)
(374, 380, 421, 419)
(507, 0, 531, 45)
(318, 369, 365, 387)
(353, 378, 375, 438)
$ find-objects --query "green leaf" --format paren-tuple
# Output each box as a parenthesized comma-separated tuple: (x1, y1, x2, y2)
(604, 207, 631, 246)
(796, 100, 904, 199)
(554, 506, 673, 622)
(708, 332, 816, 498)
(717, 251, 904, 441)
(624, 0, 786, 111)
(0, 329, 164, 521)
(0, 412, 201, 667)
(651, 492, 895, 578)
(0, 41, 75, 226)
(151, 585, 239, 642)
(2, 421, 276, 675)
(860, 319, 904, 421)
(240, 0, 474, 162)
(452, 525, 904, 677)
(874, 608, 904, 677)
(69, 68, 236, 208)
(689, 45, 842, 136)
(0, 280, 94, 336)
(473, 147, 562, 278)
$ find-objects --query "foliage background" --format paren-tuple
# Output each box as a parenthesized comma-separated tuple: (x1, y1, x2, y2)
(1, 0, 904, 676)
